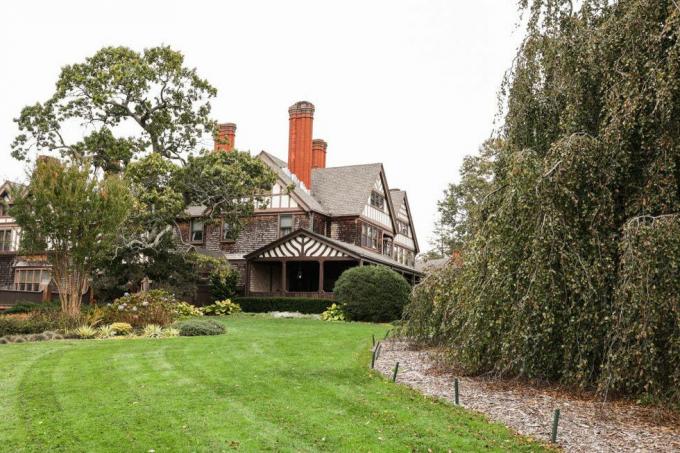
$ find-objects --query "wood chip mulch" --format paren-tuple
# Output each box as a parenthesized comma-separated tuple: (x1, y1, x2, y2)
(373, 339, 680, 452)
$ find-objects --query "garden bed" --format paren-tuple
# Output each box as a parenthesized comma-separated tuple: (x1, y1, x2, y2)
(374, 340, 680, 452)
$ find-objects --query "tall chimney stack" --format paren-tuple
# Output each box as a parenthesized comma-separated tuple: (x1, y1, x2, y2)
(312, 139, 327, 169)
(214, 123, 237, 152)
(288, 101, 315, 187)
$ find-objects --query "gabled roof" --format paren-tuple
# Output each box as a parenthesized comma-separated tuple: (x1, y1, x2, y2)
(0, 180, 25, 201)
(389, 189, 406, 213)
(310, 163, 383, 216)
(257, 151, 328, 214)
(245, 228, 423, 275)
(389, 188, 420, 253)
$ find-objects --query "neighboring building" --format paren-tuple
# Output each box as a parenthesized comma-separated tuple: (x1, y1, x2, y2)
(0, 181, 53, 304)
(176, 101, 422, 298)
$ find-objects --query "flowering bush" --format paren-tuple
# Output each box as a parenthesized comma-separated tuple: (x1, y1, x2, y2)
(320, 304, 345, 322)
(104, 290, 178, 327)
(201, 300, 241, 316)
(172, 301, 203, 317)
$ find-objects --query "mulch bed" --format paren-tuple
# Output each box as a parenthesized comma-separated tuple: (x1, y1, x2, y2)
(373, 339, 680, 452)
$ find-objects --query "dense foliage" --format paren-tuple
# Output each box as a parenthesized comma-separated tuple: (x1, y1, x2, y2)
(12, 45, 275, 297)
(171, 318, 226, 336)
(202, 300, 241, 316)
(233, 297, 333, 314)
(11, 158, 130, 316)
(334, 266, 411, 322)
(103, 290, 179, 327)
(406, 0, 680, 403)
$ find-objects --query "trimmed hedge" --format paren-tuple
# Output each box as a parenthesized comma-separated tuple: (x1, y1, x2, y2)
(334, 266, 411, 322)
(233, 297, 332, 314)
(172, 319, 226, 336)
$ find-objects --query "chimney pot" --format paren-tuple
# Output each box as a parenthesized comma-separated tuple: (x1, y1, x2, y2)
(288, 101, 315, 187)
(215, 122, 237, 152)
(312, 139, 327, 169)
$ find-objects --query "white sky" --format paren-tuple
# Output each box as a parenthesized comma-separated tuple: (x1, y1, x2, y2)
(0, 0, 524, 252)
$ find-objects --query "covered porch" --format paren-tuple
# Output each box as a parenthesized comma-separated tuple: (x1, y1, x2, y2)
(244, 230, 423, 298)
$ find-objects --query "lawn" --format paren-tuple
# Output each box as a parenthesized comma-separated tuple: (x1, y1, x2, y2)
(0, 315, 546, 452)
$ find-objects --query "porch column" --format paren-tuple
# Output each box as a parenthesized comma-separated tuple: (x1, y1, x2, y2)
(281, 261, 287, 295)
(318, 260, 324, 293)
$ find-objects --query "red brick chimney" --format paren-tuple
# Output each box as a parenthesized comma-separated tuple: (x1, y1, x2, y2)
(214, 123, 237, 152)
(312, 139, 327, 169)
(288, 101, 315, 187)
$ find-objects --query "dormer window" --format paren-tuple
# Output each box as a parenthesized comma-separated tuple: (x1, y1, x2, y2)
(190, 219, 204, 243)
(370, 191, 385, 210)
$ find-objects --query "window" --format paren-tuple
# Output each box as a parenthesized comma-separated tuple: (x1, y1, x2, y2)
(0, 229, 12, 251)
(361, 223, 379, 250)
(383, 238, 392, 257)
(0, 195, 9, 216)
(279, 214, 293, 237)
(190, 219, 204, 242)
(222, 220, 238, 242)
(369, 191, 385, 210)
(398, 221, 409, 237)
(14, 268, 50, 292)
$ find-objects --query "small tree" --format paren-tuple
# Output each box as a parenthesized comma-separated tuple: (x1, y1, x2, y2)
(333, 266, 411, 322)
(11, 158, 130, 316)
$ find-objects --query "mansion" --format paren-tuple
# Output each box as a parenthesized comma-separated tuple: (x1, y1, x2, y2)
(0, 101, 421, 303)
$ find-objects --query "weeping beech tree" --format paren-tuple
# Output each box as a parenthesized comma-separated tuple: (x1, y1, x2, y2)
(405, 0, 680, 402)
(12, 158, 131, 316)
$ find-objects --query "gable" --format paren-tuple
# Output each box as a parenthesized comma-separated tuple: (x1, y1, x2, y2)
(361, 174, 394, 231)
(249, 231, 352, 259)
(392, 193, 420, 253)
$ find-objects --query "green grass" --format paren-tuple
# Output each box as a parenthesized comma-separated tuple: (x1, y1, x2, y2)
(0, 315, 546, 452)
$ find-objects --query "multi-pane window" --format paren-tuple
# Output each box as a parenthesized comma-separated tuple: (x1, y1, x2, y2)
(14, 268, 50, 292)
(393, 245, 415, 266)
(369, 191, 385, 210)
(398, 221, 410, 237)
(0, 229, 12, 251)
(361, 223, 379, 250)
(279, 214, 293, 237)
(190, 219, 204, 242)
(222, 220, 238, 241)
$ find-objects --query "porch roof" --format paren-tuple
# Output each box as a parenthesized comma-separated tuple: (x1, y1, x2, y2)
(245, 229, 423, 276)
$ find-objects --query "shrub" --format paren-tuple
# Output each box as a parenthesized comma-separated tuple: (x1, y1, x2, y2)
(162, 327, 180, 338)
(172, 301, 203, 317)
(104, 290, 178, 327)
(333, 266, 411, 322)
(209, 265, 240, 301)
(234, 297, 332, 314)
(73, 325, 97, 339)
(97, 324, 116, 339)
(0, 315, 57, 336)
(3, 301, 59, 314)
(202, 300, 241, 316)
(142, 324, 164, 338)
(110, 322, 133, 336)
(321, 303, 345, 322)
(172, 319, 225, 336)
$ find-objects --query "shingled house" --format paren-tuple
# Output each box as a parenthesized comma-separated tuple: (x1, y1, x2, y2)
(176, 101, 422, 298)
(0, 181, 54, 305)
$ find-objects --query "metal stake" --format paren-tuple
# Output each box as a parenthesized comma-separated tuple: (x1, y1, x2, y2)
(372, 334, 375, 346)
(454, 378, 459, 405)
(371, 347, 376, 369)
(392, 362, 400, 382)
(551, 408, 560, 443)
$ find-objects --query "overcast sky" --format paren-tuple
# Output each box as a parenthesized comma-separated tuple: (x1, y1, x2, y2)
(0, 0, 524, 252)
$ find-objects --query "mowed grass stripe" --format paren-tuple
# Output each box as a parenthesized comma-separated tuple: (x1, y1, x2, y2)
(0, 316, 547, 452)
